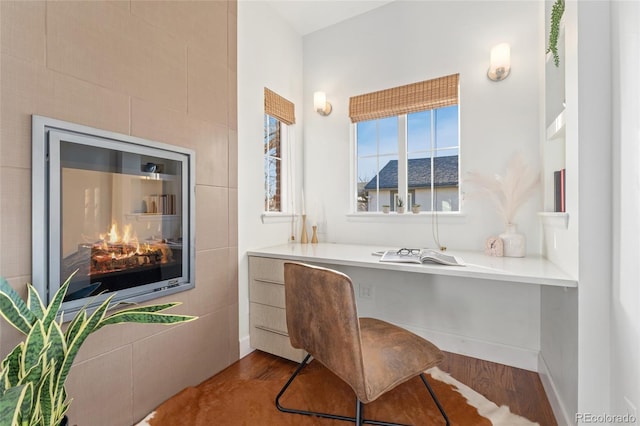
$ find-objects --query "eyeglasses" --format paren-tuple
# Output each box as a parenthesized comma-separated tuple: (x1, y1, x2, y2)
(397, 248, 421, 256)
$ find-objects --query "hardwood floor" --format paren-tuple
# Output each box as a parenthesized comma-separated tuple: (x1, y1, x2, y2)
(208, 350, 557, 426)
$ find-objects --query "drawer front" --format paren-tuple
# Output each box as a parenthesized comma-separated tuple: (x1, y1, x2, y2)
(250, 325, 305, 363)
(249, 256, 286, 283)
(250, 279, 285, 308)
(249, 302, 305, 362)
(250, 302, 289, 335)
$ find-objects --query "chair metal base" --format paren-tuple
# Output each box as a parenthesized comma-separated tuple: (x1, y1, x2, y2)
(275, 354, 450, 426)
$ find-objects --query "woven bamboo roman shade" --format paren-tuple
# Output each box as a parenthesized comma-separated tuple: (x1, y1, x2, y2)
(264, 88, 296, 125)
(349, 74, 459, 123)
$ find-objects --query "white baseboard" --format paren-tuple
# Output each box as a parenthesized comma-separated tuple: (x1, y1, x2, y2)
(538, 353, 574, 426)
(403, 324, 539, 371)
(239, 335, 254, 359)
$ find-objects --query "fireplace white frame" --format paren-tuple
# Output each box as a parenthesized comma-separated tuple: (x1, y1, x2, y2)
(32, 115, 196, 316)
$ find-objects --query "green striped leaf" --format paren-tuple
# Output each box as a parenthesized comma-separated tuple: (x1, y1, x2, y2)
(42, 274, 74, 331)
(20, 321, 47, 377)
(63, 310, 86, 345)
(55, 296, 112, 396)
(98, 311, 197, 329)
(110, 302, 181, 314)
(35, 360, 56, 426)
(0, 278, 36, 335)
(26, 284, 45, 321)
(45, 322, 66, 379)
(1, 343, 24, 389)
(0, 383, 32, 426)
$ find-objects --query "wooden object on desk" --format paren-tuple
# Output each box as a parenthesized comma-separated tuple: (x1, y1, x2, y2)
(300, 214, 308, 244)
(311, 225, 318, 243)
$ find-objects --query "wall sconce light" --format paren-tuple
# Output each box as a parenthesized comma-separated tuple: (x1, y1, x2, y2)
(313, 91, 332, 116)
(487, 43, 511, 82)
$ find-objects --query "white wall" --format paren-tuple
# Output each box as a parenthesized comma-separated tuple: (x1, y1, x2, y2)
(237, 1, 304, 356)
(302, 1, 543, 252)
(611, 0, 640, 420)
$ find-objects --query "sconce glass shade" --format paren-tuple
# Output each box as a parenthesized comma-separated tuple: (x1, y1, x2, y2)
(487, 43, 511, 81)
(313, 91, 332, 116)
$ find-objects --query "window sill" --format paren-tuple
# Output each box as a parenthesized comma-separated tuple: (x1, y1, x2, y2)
(261, 212, 296, 224)
(346, 212, 467, 224)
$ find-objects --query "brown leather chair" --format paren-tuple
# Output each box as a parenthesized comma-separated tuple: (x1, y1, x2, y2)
(276, 262, 449, 425)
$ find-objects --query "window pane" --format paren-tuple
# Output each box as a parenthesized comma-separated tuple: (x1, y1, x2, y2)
(407, 110, 431, 154)
(357, 116, 398, 212)
(434, 105, 459, 150)
(378, 116, 398, 155)
(432, 148, 459, 212)
(356, 121, 377, 157)
(360, 154, 398, 212)
(264, 114, 282, 212)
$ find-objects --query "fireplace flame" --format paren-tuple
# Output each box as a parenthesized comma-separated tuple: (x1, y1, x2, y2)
(91, 222, 173, 274)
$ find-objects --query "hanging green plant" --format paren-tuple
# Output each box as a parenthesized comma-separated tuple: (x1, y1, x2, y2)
(546, 0, 565, 67)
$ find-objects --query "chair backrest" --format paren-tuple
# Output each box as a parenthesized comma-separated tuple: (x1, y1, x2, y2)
(283, 262, 366, 397)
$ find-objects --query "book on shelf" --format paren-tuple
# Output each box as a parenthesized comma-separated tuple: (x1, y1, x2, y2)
(379, 249, 465, 266)
(143, 194, 177, 215)
(554, 169, 566, 212)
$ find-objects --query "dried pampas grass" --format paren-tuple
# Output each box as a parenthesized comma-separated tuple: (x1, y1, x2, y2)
(466, 153, 540, 225)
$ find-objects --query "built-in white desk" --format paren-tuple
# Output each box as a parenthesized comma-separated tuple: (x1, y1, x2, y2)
(247, 242, 577, 288)
(247, 242, 576, 370)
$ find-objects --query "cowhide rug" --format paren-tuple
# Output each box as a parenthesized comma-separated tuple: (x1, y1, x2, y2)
(137, 361, 539, 426)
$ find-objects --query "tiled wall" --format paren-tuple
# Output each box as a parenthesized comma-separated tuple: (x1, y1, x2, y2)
(0, 1, 238, 424)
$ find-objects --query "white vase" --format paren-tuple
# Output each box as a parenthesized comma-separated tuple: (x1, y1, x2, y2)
(499, 223, 526, 257)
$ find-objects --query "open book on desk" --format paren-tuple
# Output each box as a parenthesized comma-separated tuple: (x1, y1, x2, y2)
(379, 249, 465, 266)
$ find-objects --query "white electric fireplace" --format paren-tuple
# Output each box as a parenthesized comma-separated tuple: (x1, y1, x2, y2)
(32, 116, 196, 315)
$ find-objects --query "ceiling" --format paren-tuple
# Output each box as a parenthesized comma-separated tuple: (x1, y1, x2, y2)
(260, 0, 395, 35)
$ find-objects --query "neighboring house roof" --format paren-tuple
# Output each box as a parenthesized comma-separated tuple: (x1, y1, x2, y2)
(364, 156, 459, 190)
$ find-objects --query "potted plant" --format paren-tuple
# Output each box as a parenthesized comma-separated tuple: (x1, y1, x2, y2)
(396, 197, 405, 214)
(411, 204, 421, 214)
(382, 205, 390, 214)
(0, 273, 197, 426)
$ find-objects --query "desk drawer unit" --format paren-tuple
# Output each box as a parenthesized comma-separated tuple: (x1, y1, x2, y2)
(249, 256, 305, 362)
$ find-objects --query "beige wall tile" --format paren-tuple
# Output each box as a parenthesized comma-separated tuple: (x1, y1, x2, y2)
(187, 45, 228, 125)
(195, 185, 229, 251)
(188, 118, 229, 187)
(131, 97, 190, 147)
(132, 310, 230, 422)
(227, 246, 238, 306)
(228, 129, 238, 188)
(227, 4, 237, 73)
(228, 301, 240, 360)
(228, 69, 238, 130)
(0, 0, 46, 65)
(46, 1, 187, 111)
(0, 167, 32, 278)
(131, 0, 227, 59)
(228, 0, 237, 17)
(185, 247, 229, 316)
(229, 188, 238, 247)
(51, 72, 130, 135)
(0, 54, 55, 168)
(66, 345, 134, 426)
